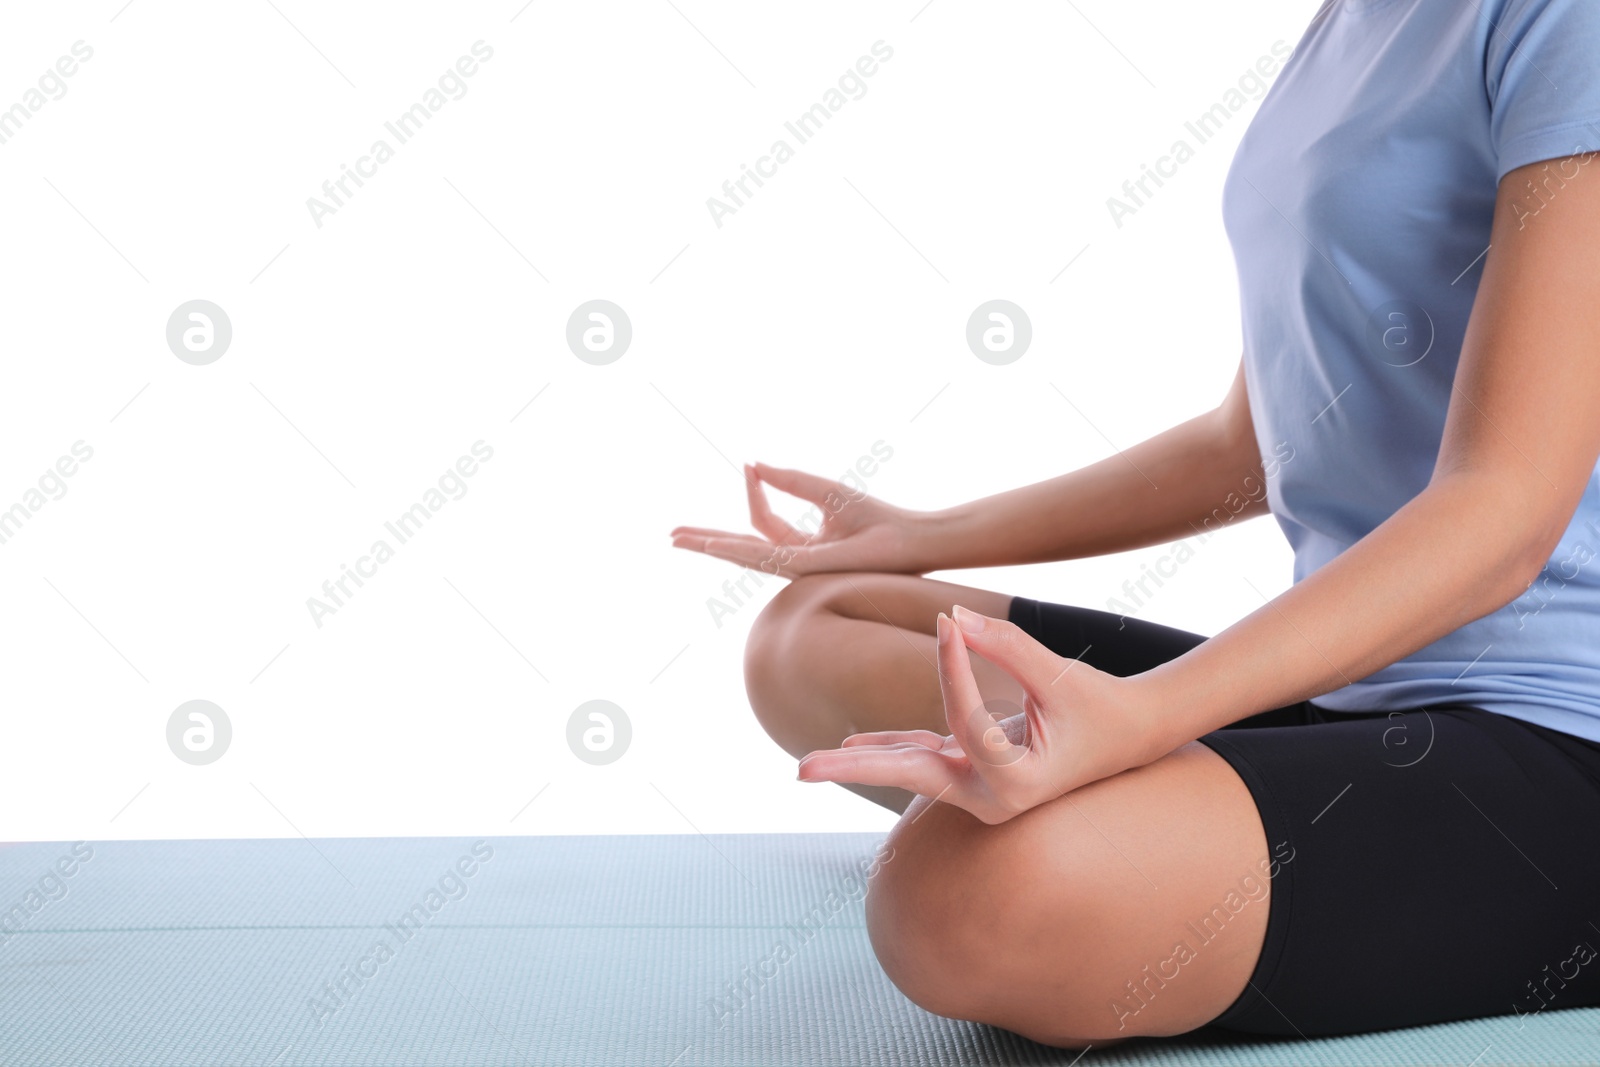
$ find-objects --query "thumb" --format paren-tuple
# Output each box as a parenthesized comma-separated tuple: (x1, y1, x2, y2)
(949, 604, 1065, 696)
(937, 613, 1026, 770)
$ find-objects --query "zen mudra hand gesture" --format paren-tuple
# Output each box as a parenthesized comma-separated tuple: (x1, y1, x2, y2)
(798, 605, 1158, 824)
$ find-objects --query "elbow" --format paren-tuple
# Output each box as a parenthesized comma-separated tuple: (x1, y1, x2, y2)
(1429, 470, 1580, 613)
(1500, 546, 1549, 609)
(1494, 512, 1578, 610)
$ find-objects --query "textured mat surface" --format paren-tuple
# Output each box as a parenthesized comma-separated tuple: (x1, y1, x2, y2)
(0, 833, 1595, 1065)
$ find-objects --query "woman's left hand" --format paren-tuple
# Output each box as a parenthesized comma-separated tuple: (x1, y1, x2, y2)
(796, 605, 1169, 823)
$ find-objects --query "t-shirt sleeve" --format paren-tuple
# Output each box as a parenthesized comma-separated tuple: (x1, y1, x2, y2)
(1485, 0, 1600, 182)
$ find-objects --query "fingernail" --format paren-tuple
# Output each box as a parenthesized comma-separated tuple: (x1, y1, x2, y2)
(952, 605, 985, 634)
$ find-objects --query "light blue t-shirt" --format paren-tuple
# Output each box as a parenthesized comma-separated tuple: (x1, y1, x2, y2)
(1223, 0, 1600, 741)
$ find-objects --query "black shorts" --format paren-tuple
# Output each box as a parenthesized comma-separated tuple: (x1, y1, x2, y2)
(1009, 595, 1600, 1037)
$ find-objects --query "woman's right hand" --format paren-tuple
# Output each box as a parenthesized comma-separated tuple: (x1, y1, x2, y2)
(670, 462, 938, 578)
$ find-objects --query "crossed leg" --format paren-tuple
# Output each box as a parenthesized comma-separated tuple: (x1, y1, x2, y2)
(742, 572, 1021, 812)
(744, 573, 1271, 1045)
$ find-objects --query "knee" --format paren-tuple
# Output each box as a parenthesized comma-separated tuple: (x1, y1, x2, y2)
(742, 574, 816, 683)
(863, 796, 1120, 1047)
(741, 574, 844, 736)
(863, 797, 1014, 1021)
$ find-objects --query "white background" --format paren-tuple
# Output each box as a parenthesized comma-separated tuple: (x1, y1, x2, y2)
(0, 0, 1311, 843)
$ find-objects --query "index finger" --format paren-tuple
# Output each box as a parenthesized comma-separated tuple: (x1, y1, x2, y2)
(753, 462, 858, 508)
(745, 464, 808, 546)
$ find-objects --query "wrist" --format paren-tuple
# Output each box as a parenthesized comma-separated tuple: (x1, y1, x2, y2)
(1119, 668, 1192, 764)
(902, 505, 966, 573)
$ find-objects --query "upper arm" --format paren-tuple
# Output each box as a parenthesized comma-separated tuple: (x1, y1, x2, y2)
(1212, 355, 1272, 520)
(1434, 152, 1600, 557)
(1216, 355, 1258, 457)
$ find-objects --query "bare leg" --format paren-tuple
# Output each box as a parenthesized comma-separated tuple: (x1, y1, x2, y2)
(743, 574, 1272, 1041)
(867, 741, 1272, 1046)
(743, 572, 1022, 812)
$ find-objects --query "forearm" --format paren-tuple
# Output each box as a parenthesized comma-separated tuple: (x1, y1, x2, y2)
(1130, 470, 1553, 754)
(914, 404, 1274, 571)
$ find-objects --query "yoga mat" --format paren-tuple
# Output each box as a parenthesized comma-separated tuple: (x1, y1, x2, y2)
(1, 833, 1593, 1065)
